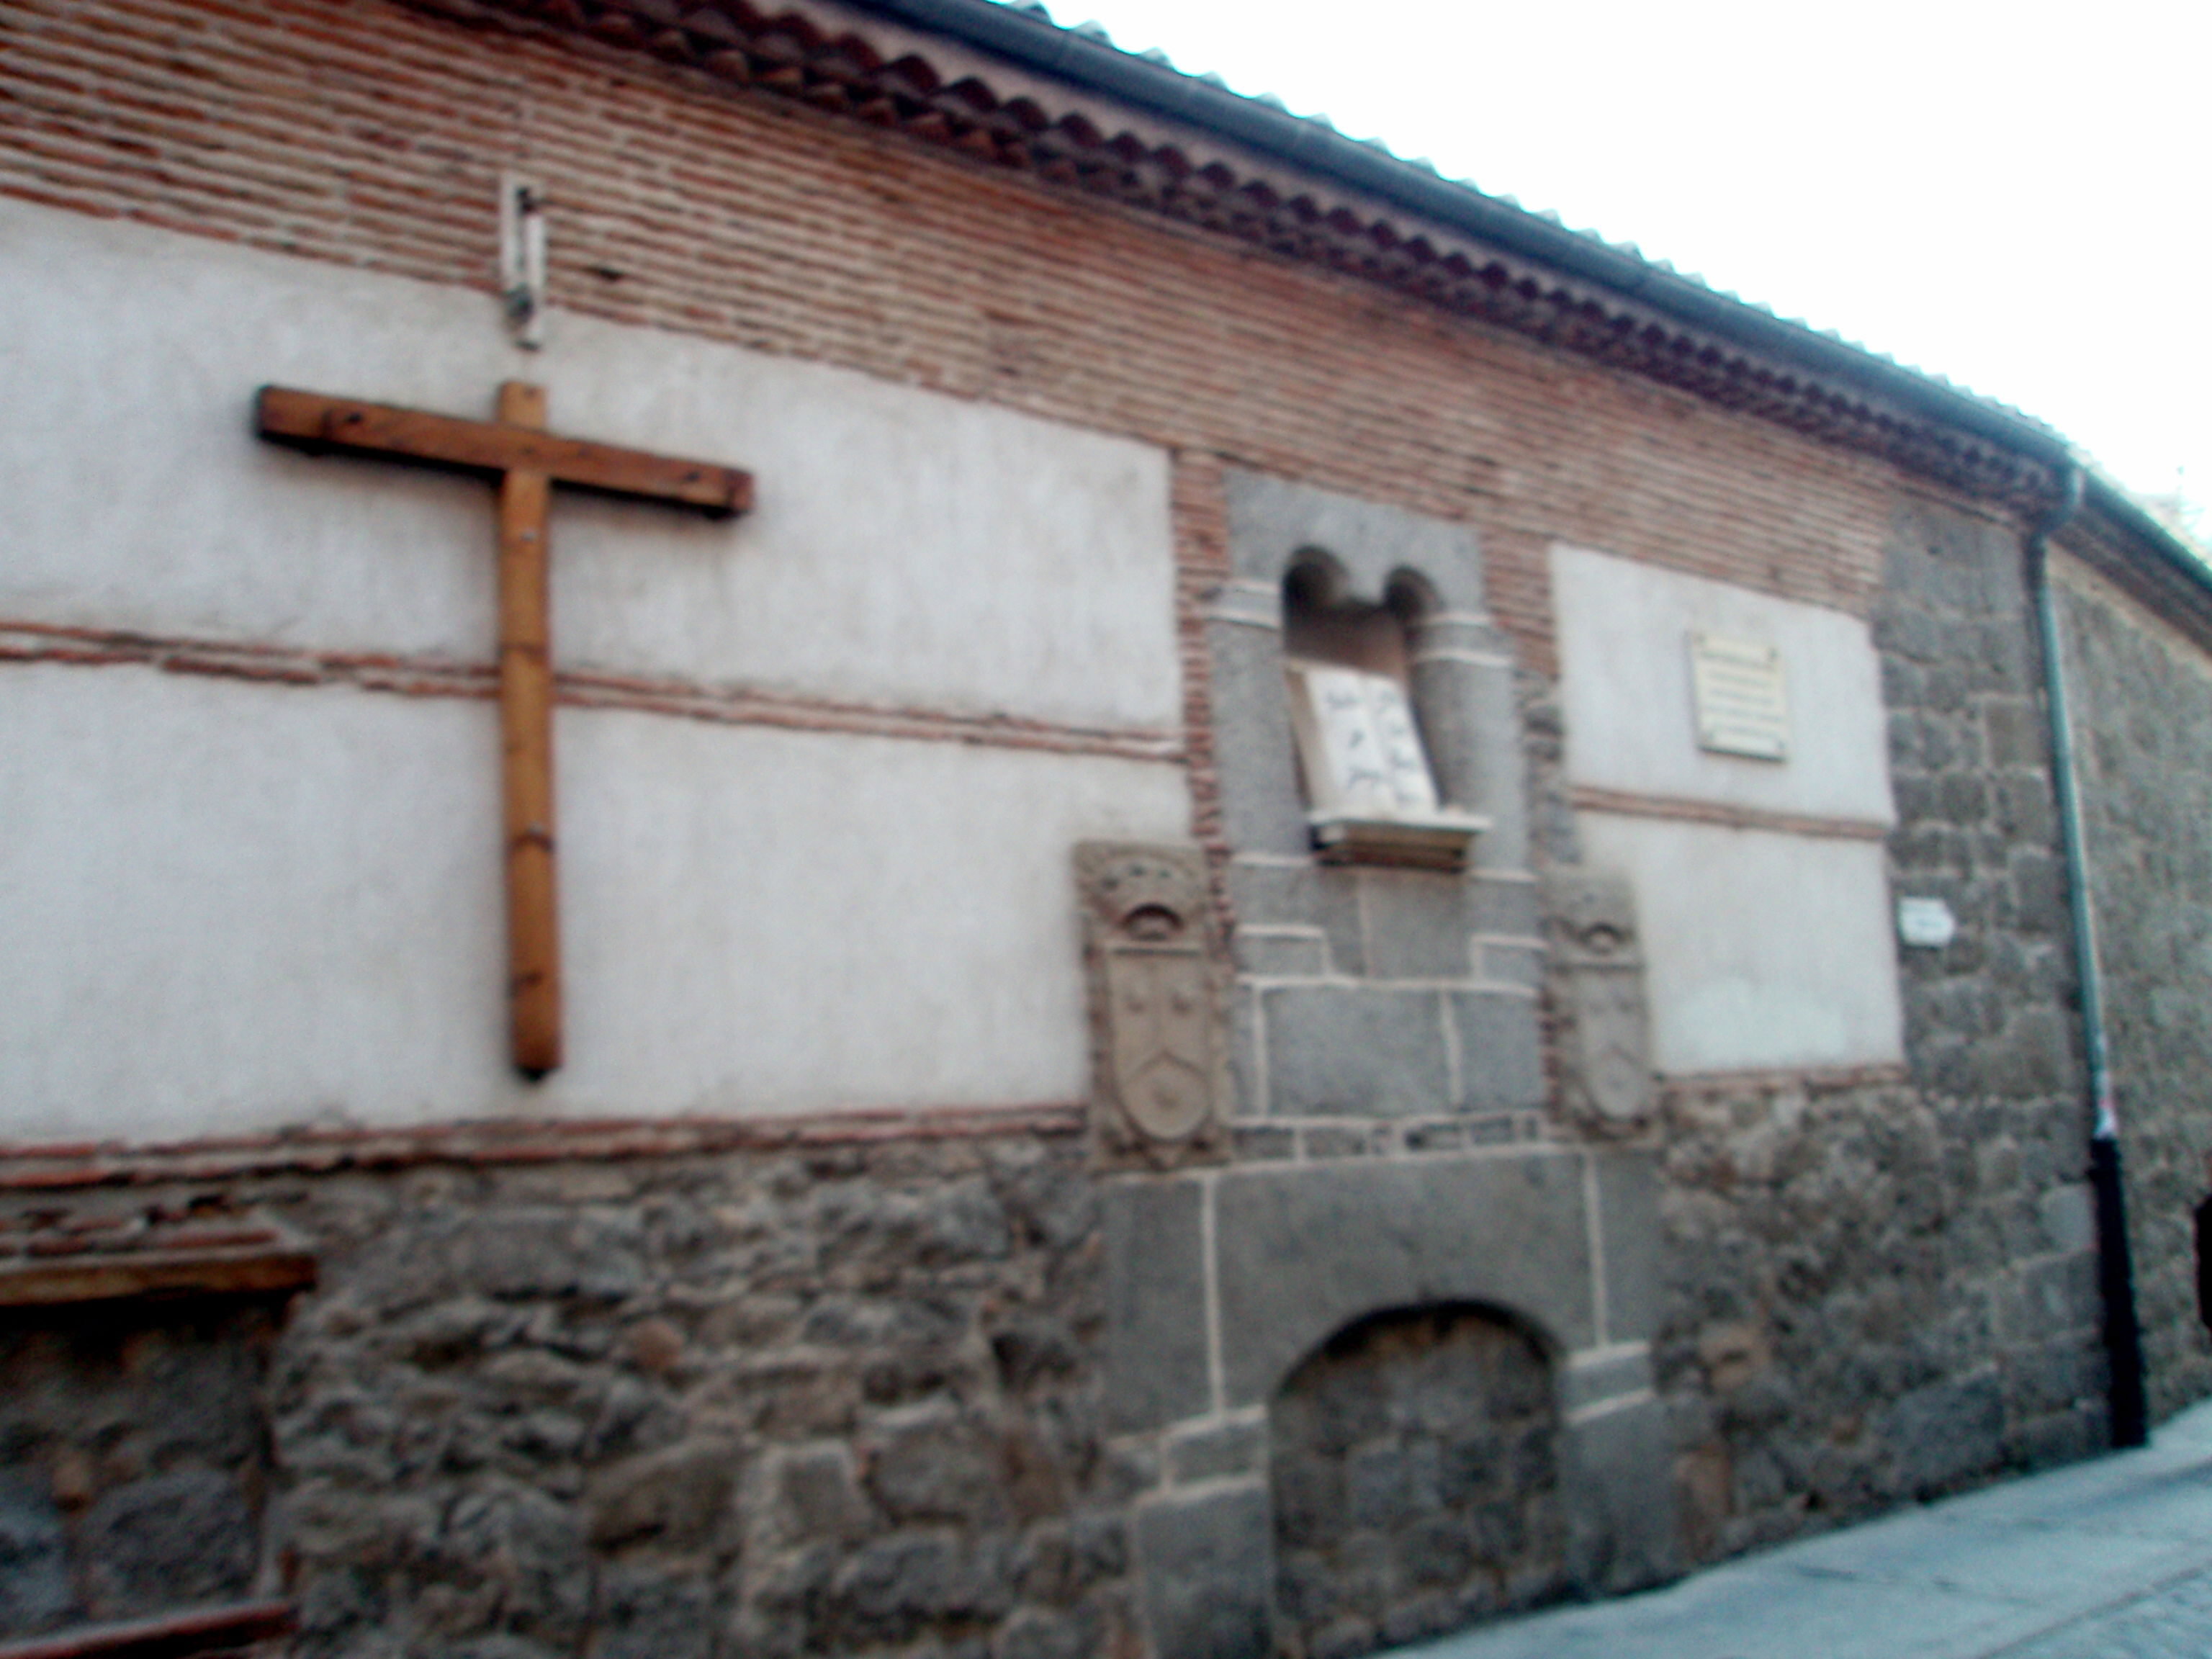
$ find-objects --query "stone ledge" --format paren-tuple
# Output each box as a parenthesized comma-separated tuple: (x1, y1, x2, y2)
(0, 1599, 294, 1659)
(0, 1104, 1086, 1190)
(0, 1200, 315, 1307)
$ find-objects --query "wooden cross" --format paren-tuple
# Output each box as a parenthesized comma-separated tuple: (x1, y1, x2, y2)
(257, 382, 752, 1076)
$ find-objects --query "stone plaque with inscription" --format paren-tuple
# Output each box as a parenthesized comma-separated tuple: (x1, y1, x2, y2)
(1689, 631, 1789, 760)
(1075, 843, 1229, 1166)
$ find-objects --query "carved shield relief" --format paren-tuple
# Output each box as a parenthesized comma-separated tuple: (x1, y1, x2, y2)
(1075, 843, 1228, 1165)
(1545, 868, 1656, 1129)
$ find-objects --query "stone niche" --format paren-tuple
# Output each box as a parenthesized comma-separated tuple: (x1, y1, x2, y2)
(1272, 1305, 1565, 1659)
(1107, 1150, 1679, 1659)
(1204, 469, 1541, 1123)
(1101, 475, 1677, 1659)
(0, 1298, 281, 1638)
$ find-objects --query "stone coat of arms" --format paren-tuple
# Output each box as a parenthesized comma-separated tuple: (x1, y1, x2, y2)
(1074, 843, 1229, 1166)
(1545, 868, 1656, 1130)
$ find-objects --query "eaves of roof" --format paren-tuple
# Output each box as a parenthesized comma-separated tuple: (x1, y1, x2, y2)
(408, 0, 2208, 598)
(851, 0, 2211, 598)
(845, 0, 2067, 461)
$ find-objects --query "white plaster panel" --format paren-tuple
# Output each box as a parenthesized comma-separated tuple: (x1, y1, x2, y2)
(1577, 814, 1904, 1074)
(0, 197, 1177, 729)
(1550, 545, 1894, 822)
(0, 665, 1189, 1140)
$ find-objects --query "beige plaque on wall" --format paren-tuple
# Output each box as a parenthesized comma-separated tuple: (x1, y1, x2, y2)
(1689, 631, 1789, 760)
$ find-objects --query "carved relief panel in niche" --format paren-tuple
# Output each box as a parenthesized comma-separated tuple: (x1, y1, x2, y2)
(1282, 555, 1486, 872)
(1544, 868, 1655, 1131)
(1074, 843, 1230, 1168)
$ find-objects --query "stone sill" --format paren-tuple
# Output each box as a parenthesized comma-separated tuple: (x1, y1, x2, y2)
(1309, 810, 1488, 872)
(0, 1599, 295, 1659)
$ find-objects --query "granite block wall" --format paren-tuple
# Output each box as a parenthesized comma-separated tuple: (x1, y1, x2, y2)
(1642, 498, 2110, 1564)
(2054, 557, 2212, 1421)
(0, 1127, 1133, 1659)
(0, 1298, 283, 1638)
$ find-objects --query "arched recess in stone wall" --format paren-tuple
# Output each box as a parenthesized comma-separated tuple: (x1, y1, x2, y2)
(1269, 1300, 1568, 1659)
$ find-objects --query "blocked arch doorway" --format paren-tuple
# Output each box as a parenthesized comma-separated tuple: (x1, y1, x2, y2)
(1269, 1302, 1567, 1659)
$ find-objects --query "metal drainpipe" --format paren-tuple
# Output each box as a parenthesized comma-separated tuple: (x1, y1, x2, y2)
(2027, 459, 2149, 1447)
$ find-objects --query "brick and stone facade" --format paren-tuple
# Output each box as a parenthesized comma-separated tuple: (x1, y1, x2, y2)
(2051, 549, 2212, 1423)
(4, 1, 2211, 1655)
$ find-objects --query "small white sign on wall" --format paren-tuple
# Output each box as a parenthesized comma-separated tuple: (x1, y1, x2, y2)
(1689, 631, 1790, 760)
(1897, 896, 1959, 949)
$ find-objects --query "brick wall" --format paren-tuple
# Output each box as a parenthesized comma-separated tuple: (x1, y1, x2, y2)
(3, 0, 1915, 685)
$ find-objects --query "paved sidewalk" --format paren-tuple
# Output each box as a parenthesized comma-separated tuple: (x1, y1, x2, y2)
(1397, 1400, 2212, 1659)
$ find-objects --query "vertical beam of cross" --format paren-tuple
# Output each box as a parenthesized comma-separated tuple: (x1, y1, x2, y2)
(256, 382, 751, 1076)
(495, 382, 561, 1073)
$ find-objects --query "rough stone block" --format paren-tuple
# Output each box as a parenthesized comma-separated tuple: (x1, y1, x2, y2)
(1593, 1151, 1663, 1346)
(1207, 622, 1309, 859)
(866, 1406, 1011, 1528)
(0, 1475, 72, 1635)
(1301, 1124, 1373, 1161)
(1213, 1153, 1594, 1406)
(1478, 938, 1545, 991)
(760, 1442, 874, 1546)
(1887, 1370, 2005, 1494)
(1228, 861, 1364, 976)
(593, 1564, 714, 1659)
(2038, 1182, 2096, 1256)
(1263, 985, 1452, 1118)
(1562, 1346, 1654, 1414)
(1449, 991, 1545, 1111)
(1103, 1177, 1213, 1433)
(1167, 1419, 1266, 1485)
(1560, 1394, 1679, 1596)
(1134, 1483, 1275, 1659)
(997, 1603, 1103, 1659)
(590, 1439, 740, 1550)
(1467, 876, 1541, 938)
(79, 1466, 258, 1619)
(1231, 1123, 1295, 1162)
(1231, 927, 1329, 977)
(1983, 698, 2043, 768)
(1357, 871, 1475, 980)
(368, 1207, 648, 1310)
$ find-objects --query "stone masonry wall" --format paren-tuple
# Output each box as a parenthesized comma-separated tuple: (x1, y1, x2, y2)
(1269, 1306, 1565, 1659)
(2054, 555, 2212, 1421)
(1639, 498, 2110, 1564)
(0, 1125, 1128, 1659)
(0, 1297, 284, 1637)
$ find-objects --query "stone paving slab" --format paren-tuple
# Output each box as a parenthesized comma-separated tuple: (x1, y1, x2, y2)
(1392, 1401, 2212, 1659)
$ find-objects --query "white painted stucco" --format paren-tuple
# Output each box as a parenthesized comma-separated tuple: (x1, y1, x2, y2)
(1551, 545, 1903, 1073)
(1, 666, 1188, 1138)
(0, 199, 1195, 1141)
(1550, 544, 1894, 822)
(1577, 814, 1905, 1074)
(0, 197, 1178, 729)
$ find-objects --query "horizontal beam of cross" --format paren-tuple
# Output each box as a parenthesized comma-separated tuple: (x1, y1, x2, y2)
(256, 385, 751, 516)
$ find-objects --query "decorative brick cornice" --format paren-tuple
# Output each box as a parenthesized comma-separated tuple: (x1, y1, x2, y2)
(407, 0, 2064, 513)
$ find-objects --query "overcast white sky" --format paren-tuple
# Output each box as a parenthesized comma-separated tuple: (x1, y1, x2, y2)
(1035, 0, 2211, 530)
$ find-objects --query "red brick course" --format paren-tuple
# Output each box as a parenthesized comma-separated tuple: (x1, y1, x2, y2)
(1, 0, 1950, 684)
(2, 0, 2011, 982)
